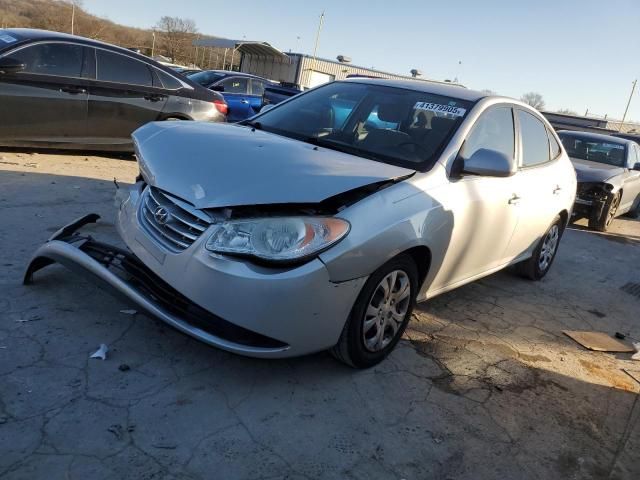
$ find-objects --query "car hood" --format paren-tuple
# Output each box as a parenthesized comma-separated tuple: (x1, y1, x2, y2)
(132, 122, 414, 209)
(570, 157, 624, 183)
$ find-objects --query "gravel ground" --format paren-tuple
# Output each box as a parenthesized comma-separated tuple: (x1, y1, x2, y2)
(1, 148, 639, 480)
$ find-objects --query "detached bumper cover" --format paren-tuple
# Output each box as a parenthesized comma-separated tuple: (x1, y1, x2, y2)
(24, 214, 366, 358)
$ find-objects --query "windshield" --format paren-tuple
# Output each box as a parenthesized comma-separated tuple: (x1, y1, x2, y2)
(188, 70, 225, 87)
(559, 133, 626, 167)
(251, 81, 472, 169)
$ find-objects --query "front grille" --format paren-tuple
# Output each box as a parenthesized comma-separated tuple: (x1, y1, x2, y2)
(139, 187, 211, 252)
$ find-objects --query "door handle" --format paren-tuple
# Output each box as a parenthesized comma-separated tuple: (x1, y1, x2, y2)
(240, 99, 249, 104)
(553, 185, 562, 195)
(508, 194, 521, 205)
(144, 94, 165, 102)
(60, 86, 86, 95)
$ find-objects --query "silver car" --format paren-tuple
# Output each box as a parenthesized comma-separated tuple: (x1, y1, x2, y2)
(25, 79, 576, 368)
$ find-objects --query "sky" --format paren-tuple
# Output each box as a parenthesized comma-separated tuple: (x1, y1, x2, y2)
(82, 0, 640, 121)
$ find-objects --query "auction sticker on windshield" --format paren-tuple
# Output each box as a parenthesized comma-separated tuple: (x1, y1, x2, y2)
(0, 34, 17, 43)
(414, 102, 466, 117)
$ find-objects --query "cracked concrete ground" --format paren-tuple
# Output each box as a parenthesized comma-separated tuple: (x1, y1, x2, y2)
(1, 148, 639, 480)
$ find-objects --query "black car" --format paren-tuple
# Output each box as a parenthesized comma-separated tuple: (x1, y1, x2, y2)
(558, 130, 640, 231)
(0, 29, 228, 151)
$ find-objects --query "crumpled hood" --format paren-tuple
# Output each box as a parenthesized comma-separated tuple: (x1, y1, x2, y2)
(571, 157, 624, 183)
(132, 122, 414, 209)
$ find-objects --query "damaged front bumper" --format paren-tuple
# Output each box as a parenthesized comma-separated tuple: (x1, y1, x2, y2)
(572, 184, 610, 220)
(24, 213, 366, 358)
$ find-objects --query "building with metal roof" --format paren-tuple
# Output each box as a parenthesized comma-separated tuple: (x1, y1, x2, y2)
(191, 36, 459, 90)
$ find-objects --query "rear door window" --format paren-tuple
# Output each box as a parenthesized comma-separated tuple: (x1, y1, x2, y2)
(518, 110, 550, 167)
(220, 77, 248, 94)
(96, 49, 153, 86)
(9, 42, 86, 77)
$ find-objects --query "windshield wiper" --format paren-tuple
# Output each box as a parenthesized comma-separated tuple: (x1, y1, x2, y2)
(242, 120, 263, 131)
(305, 136, 386, 162)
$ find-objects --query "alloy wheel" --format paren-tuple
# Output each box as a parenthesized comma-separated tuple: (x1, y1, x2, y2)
(606, 195, 620, 227)
(538, 224, 559, 272)
(362, 270, 411, 352)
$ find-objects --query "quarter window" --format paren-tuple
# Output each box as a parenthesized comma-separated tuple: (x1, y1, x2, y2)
(96, 49, 152, 86)
(156, 69, 182, 89)
(461, 107, 515, 161)
(220, 77, 248, 94)
(548, 128, 561, 159)
(9, 43, 85, 77)
(518, 110, 550, 167)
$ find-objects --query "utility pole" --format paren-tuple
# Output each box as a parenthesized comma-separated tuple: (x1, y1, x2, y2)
(310, 11, 325, 75)
(151, 30, 156, 57)
(619, 79, 637, 132)
(70, 1, 75, 35)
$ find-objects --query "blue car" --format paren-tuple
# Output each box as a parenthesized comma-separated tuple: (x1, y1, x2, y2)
(187, 70, 271, 122)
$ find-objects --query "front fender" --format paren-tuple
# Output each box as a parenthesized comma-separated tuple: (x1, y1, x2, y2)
(320, 177, 453, 285)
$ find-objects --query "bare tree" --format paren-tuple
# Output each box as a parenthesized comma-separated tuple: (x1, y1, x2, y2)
(155, 16, 197, 63)
(520, 92, 545, 110)
(556, 108, 577, 115)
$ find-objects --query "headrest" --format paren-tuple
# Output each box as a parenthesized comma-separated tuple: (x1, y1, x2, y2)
(377, 102, 407, 123)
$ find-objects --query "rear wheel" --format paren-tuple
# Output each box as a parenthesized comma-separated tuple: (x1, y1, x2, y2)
(516, 215, 563, 280)
(331, 254, 418, 368)
(589, 192, 620, 231)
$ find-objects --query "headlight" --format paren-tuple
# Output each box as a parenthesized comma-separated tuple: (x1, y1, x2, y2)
(205, 217, 350, 262)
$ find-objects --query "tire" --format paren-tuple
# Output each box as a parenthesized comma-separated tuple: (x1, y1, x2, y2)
(516, 215, 563, 281)
(589, 192, 620, 231)
(330, 254, 419, 368)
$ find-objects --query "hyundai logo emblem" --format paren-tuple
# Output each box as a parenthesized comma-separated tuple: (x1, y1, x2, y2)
(153, 206, 171, 225)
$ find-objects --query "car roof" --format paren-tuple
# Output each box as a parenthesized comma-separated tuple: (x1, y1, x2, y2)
(2, 28, 134, 53)
(0, 28, 219, 96)
(557, 129, 633, 145)
(342, 77, 487, 102)
(198, 70, 269, 80)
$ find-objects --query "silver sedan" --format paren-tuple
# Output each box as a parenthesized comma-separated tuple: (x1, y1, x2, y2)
(25, 78, 576, 368)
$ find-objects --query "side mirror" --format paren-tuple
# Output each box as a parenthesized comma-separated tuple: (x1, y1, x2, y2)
(633, 162, 640, 171)
(211, 84, 224, 92)
(462, 148, 515, 177)
(0, 57, 25, 74)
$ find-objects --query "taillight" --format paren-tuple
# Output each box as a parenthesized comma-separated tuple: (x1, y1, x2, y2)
(213, 99, 228, 115)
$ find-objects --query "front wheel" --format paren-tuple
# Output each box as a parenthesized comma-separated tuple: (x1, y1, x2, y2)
(589, 192, 620, 231)
(331, 254, 419, 368)
(516, 215, 563, 280)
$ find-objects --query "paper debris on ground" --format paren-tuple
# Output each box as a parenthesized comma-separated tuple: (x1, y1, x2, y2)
(119, 309, 137, 315)
(90, 344, 109, 360)
(562, 330, 635, 353)
(632, 342, 640, 361)
(15, 314, 43, 323)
